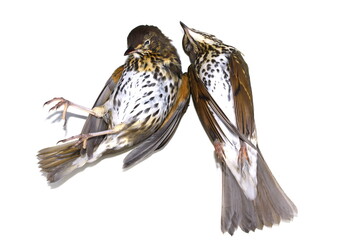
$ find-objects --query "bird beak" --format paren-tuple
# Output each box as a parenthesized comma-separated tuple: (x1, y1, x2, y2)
(180, 21, 191, 38)
(124, 46, 135, 56)
(180, 21, 201, 46)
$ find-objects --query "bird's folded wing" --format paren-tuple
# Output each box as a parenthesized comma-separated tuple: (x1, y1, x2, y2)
(228, 51, 255, 139)
(188, 65, 257, 149)
(81, 65, 125, 157)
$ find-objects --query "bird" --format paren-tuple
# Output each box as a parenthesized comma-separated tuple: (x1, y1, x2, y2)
(38, 25, 190, 183)
(180, 22, 297, 235)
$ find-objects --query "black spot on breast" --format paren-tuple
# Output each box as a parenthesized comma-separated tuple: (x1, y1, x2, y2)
(152, 109, 160, 117)
(150, 118, 156, 126)
(223, 70, 228, 79)
(134, 110, 143, 118)
(144, 91, 153, 97)
(142, 115, 151, 125)
(164, 85, 168, 93)
(154, 103, 159, 108)
(144, 107, 150, 113)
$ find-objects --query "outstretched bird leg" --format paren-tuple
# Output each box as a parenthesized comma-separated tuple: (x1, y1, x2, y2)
(57, 123, 126, 149)
(44, 97, 106, 125)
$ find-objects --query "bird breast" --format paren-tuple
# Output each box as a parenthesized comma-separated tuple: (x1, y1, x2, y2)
(197, 51, 237, 126)
(107, 67, 178, 130)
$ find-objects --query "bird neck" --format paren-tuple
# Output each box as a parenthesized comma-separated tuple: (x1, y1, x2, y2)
(126, 52, 181, 74)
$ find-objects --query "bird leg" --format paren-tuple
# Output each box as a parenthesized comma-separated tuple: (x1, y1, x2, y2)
(44, 97, 106, 125)
(57, 123, 126, 149)
(214, 140, 225, 162)
(238, 142, 251, 169)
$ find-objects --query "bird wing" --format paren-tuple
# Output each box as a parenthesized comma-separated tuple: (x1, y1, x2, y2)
(228, 51, 256, 139)
(123, 73, 190, 168)
(80, 65, 125, 157)
(188, 65, 257, 149)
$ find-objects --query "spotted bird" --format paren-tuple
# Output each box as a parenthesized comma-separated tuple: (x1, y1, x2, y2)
(180, 22, 297, 235)
(38, 25, 190, 183)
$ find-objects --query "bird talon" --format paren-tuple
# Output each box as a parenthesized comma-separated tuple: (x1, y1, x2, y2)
(44, 97, 72, 123)
(57, 134, 90, 149)
(214, 140, 225, 161)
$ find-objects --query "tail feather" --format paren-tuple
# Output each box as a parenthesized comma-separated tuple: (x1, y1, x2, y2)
(255, 151, 297, 222)
(221, 152, 297, 235)
(38, 142, 83, 183)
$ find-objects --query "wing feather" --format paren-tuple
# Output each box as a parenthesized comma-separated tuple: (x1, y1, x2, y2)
(80, 65, 125, 157)
(188, 65, 257, 149)
(228, 51, 255, 138)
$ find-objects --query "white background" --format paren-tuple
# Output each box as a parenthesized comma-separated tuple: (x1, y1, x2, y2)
(1, 0, 359, 239)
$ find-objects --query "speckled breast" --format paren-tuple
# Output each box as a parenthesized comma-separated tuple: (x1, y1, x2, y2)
(107, 62, 178, 131)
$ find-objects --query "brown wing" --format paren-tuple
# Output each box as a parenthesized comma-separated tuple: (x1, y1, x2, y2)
(188, 65, 257, 149)
(188, 65, 225, 144)
(80, 65, 125, 157)
(228, 51, 255, 138)
(123, 73, 190, 168)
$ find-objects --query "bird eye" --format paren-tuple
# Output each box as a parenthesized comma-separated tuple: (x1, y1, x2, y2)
(144, 39, 150, 46)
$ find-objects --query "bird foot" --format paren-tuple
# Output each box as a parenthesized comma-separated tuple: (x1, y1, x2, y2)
(57, 133, 91, 149)
(214, 140, 225, 161)
(238, 144, 251, 169)
(44, 97, 73, 125)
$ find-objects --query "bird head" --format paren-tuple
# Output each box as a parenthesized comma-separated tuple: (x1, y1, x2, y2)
(180, 22, 223, 63)
(125, 25, 176, 59)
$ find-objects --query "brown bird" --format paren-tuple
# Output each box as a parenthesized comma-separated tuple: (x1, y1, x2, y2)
(38, 25, 190, 183)
(180, 22, 297, 235)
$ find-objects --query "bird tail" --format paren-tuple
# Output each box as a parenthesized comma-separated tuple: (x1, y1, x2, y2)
(221, 151, 297, 235)
(38, 142, 88, 183)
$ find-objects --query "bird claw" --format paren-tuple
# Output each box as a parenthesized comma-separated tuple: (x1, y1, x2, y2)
(238, 144, 251, 169)
(57, 133, 91, 149)
(214, 140, 225, 161)
(44, 97, 71, 125)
